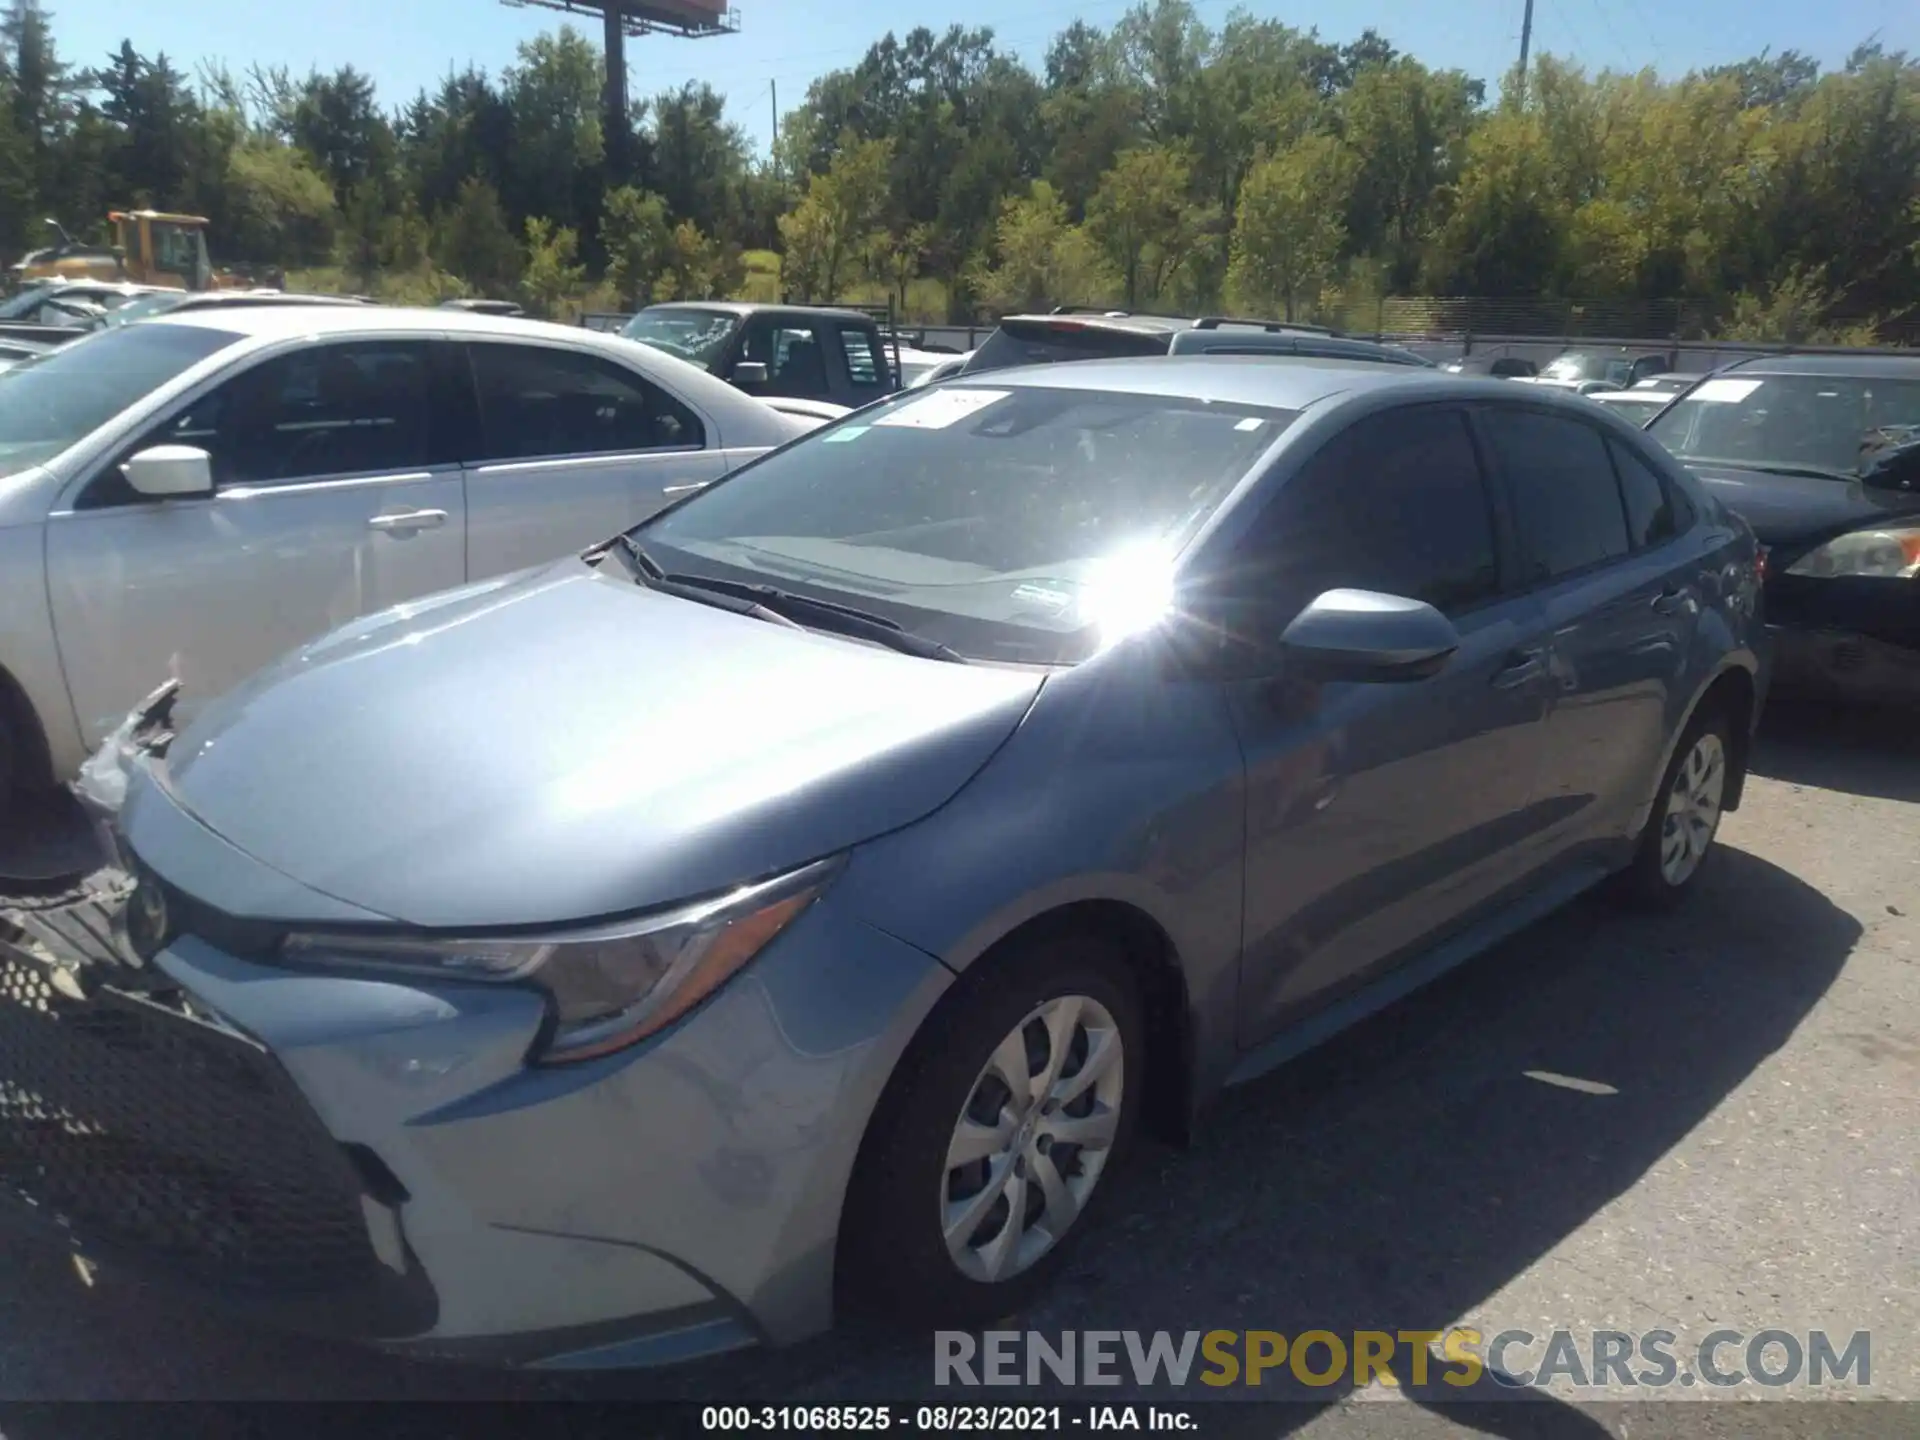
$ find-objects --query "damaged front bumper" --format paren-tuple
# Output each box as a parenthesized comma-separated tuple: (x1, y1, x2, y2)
(1, 689, 957, 1369)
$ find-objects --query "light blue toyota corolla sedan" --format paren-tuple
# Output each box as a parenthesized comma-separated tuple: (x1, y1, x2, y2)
(0, 357, 1767, 1369)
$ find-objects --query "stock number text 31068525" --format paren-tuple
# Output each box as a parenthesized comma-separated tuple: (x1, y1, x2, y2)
(701, 1406, 1068, 1431)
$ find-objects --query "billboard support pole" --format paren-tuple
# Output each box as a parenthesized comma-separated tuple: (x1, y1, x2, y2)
(604, 7, 630, 179)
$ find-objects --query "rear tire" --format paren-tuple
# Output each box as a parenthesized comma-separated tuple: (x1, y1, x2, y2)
(840, 931, 1144, 1329)
(1612, 707, 1732, 910)
(0, 706, 22, 823)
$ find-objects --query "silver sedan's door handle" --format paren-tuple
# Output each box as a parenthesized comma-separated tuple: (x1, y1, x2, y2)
(368, 509, 448, 533)
(662, 480, 712, 496)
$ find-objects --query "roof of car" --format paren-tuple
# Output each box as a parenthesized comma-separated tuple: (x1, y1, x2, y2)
(638, 300, 879, 325)
(153, 305, 619, 345)
(1723, 352, 1920, 377)
(945, 354, 1509, 410)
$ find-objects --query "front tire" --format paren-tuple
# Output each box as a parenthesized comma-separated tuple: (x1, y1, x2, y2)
(840, 933, 1144, 1328)
(1614, 708, 1732, 909)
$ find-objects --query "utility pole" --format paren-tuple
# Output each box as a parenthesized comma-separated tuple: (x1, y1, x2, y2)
(1517, 0, 1535, 106)
(770, 80, 780, 173)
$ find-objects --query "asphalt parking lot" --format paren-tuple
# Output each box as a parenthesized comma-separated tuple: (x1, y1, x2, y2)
(0, 700, 1914, 1434)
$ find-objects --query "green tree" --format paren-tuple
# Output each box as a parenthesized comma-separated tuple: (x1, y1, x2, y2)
(1226, 134, 1352, 320)
(1085, 143, 1216, 307)
(225, 138, 338, 265)
(521, 215, 585, 316)
(502, 26, 603, 233)
(432, 175, 521, 294)
(776, 134, 892, 301)
(601, 183, 672, 305)
(974, 179, 1115, 312)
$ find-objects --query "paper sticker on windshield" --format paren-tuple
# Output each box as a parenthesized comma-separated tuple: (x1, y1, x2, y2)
(1688, 378, 1764, 404)
(873, 389, 1010, 429)
(1235, 417, 1265, 432)
(823, 426, 869, 443)
(1011, 583, 1074, 613)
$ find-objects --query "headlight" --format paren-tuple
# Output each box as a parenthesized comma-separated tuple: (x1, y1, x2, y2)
(1783, 525, 1920, 579)
(282, 855, 843, 1063)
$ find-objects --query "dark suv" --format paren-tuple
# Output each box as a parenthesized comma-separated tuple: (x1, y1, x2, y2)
(959, 309, 1436, 376)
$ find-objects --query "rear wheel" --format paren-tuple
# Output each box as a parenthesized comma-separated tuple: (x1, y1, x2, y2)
(841, 933, 1143, 1327)
(1614, 708, 1731, 908)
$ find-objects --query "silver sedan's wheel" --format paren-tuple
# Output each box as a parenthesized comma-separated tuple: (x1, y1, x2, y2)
(941, 994, 1125, 1284)
(1659, 730, 1726, 886)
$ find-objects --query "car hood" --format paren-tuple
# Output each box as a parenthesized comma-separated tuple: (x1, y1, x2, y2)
(1690, 463, 1920, 547)
(144, 558, 1045, 928)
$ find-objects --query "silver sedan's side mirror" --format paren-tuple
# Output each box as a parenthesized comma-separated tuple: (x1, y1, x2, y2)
(121, 444, 214, 499)
(1280, 588, 1461, 683)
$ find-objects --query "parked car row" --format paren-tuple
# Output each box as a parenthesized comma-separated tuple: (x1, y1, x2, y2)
(0, 290, 1914, 1378)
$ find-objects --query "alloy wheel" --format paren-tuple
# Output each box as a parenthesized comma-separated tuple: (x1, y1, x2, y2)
(941, 994, 1125, 1284)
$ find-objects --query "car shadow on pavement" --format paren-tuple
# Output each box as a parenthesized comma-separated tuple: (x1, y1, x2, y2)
(0, 844, 1858, 1421)
(1749, 697, 1920, 803)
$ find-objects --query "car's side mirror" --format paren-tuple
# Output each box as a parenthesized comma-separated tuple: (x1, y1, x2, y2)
(121, 445, 214, 499)
(731, 360, 769, 385)
(1279, 588, 1461, 683)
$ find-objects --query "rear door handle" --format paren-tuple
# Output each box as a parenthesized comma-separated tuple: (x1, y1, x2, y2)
(1491, 647, 1548, 689)
(368, 509, 448, 533)
(1651, 584, 1687, 615)
(662, 481, 712, 496)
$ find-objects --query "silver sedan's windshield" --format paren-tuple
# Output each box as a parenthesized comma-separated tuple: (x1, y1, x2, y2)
(1649, 373, 1920, 477)
(636, 384, 1297, 665)
(0, 322, 239, 480)
(622, 308, 739, 368)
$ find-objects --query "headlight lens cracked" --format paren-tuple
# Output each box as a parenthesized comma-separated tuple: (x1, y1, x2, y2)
(281, 855, 843, 1063)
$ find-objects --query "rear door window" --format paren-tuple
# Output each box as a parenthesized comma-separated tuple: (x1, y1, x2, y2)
(1480, 407, 1632, 582)
(468, 344, 704, 462)
(1608, 438, 1684, 550)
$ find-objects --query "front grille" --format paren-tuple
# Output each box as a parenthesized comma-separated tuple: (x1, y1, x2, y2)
(0, 938, 395, 1304)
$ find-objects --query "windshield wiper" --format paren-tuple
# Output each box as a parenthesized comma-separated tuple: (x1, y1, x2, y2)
(660, 571, 969, 664)
(1682, 458, 1853, 482)
(589, 535, 804, 631)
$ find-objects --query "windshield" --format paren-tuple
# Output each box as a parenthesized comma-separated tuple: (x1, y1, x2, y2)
(1542, 353, 1641, 386)
(635, 383, 1296, 665)
(102, 291, 191, 328)
(0, 322, 240, 480)
(1649, 372, 1920, 478)
(0, 288, 56, 321)
(1594, 396, 1668, 426)
(621, 308, 739, 368)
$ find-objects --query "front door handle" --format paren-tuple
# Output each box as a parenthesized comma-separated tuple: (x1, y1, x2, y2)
(1651, 584, 1687, 615)
(662, 480, 712, 496)
(368, 509, 448, 533)
(1491, 647, 1548, 689)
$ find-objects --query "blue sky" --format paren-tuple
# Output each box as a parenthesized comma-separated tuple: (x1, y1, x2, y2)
(43, 0, 1919, 155)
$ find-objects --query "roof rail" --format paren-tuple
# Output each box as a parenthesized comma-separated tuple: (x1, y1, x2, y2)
(1193, 315, 1337, 336)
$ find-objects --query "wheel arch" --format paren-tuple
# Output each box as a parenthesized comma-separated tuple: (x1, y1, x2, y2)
(0, 659, 57, 796)
(1636, 660, 1758, 834)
